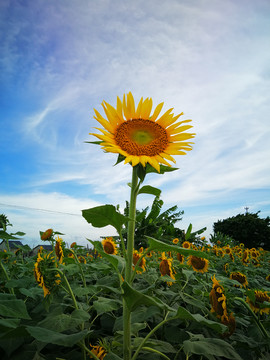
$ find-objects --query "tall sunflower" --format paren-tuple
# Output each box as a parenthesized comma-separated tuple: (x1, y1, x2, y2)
(246, 290, 270, 315)
(90, 92, 195, 172)
(101, 237, 118, 255)
(229, 272, 248, 288)
(187, 255, 209, 273)
(209, 275, 228, 322)
(159, 252, 175, 285)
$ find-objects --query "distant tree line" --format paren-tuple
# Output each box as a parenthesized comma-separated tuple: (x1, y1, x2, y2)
(213, 211, 270, 250)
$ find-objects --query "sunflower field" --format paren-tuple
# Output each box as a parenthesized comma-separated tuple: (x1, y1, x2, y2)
(1, 93, 270, 359)
(0, 228, 270, 360)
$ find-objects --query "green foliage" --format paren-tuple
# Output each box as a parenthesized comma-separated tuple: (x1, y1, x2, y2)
(213, 211, 270, 250)
(123, 196, 185, 249)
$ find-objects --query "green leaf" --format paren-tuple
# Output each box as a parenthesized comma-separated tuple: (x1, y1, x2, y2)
(121, 281, 173, 312)
(185, 223, 192, 240)
(38, 309, 90, 332)
(0, 300, 31, 320)
(88, 239, 125, 273)
(82, 205, 128, 234)
(146, 236, 209, 258)
(0, 318, 20, 330)
(114, 153, 126, 166)
(183, 337, 243, 360)
(0, 230, 18, 240)
(93, 297, 122, 315)
(176, 306, 226, 333)
(84, 140, 102, 145)
(26, 326, 89, 347)
(138, 185, 162, 198)
(146, 164, 179, 175)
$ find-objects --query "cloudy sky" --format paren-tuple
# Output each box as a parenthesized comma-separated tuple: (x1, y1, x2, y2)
(1, 0, 270, 248)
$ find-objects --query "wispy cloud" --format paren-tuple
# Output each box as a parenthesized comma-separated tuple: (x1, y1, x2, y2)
(1, 0, 270, 244)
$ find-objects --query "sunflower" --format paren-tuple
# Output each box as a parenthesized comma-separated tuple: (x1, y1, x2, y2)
(89, 344, 107, 359)
(41, 228, 53, 240)
(159, 252, 175, 285)
(33, 251, 51, 297)
(229, 272, 248, 288)
(177, 253, 185, 264)
(222, 312, 236, 338)
(209, 275, 228, 321)
(266, 275, 270, 282)
(182, 240, 191, 249)
(101, 237, 118, 255)
(172, 238, 179, 244)
(187, 255, 209, 273)
(246, 290, 270, 315)
(90, 92, 195, 172)
(55, 236, 64, 264)
(133, 250, 146, 273)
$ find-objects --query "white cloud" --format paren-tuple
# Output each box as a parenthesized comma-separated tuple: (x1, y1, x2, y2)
(0, 192, 117, 248)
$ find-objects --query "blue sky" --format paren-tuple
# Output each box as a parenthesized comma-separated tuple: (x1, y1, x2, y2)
(1, 0, 270, 247)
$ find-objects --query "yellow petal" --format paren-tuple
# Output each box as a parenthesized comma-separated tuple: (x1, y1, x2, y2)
(156, 108, 174, 126)
(160, 152, 176, 163)
(93, 127, 115, 138)
(127, 92, 136, 118)
(170, 133, 196, 141)
(168, 125, 194, 136)
(93, 110, 114, 133)
(140, 98, 153, 119)
(150, 102, 164, 121)
(123, 94, 133, 120)
(135, 97, 143, 118)
(155, 155, 171, 167)
(116, 96, 124, 121)
(147, 157, 160, 172)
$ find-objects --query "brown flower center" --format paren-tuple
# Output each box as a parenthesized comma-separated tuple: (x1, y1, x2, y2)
(103, 241, 115, 254)
(190, 256, 206, 270)
(115, 119, 169, 156)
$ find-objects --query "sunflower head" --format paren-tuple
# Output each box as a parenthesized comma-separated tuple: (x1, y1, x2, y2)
(187, 255, 209, 273)
(41, 228, 53, 241)
(246, 290, 270, 315)
(90, 92, 195, 172)
(182, 241, 191, 249)
(159, 252, 175, 285)
(229, 272, 248, 288)
(89, 343, 107, 359)
(172, 238, 179, 244)
(55, 236, 64, 264)
(177, 252, 185, 264)
(132, 250, 146, 273)
(101, 237, 118, 255)
(209, 275, 228, 320)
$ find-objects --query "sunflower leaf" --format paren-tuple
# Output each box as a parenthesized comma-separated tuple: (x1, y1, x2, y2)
(121, 281, 173, 312)
(146, 164, 179, 175)
(146, 236, 209, 259)
(183, 336, 243, 360)
(138, 185, 161, 198)
(114, 153, 126, 166)
(82, 205, 129, 234)
(176, 306, 227, 333)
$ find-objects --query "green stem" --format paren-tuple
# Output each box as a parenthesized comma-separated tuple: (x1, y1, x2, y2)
(234, 297, 269, 339)
(142, 347, 171, 360)
(123, 166, 139, 360)
(131, 313, 179, 360)
(119, 232, 127, 260)
(0, 261, 14, 295)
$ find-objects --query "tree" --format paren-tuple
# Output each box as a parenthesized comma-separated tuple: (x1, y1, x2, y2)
(213, 211, 270, 250)
(122, 197, 185, 249)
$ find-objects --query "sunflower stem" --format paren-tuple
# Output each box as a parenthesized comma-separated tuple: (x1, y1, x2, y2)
(234, 297, 270, 339)
(123, 166, 139, 360)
